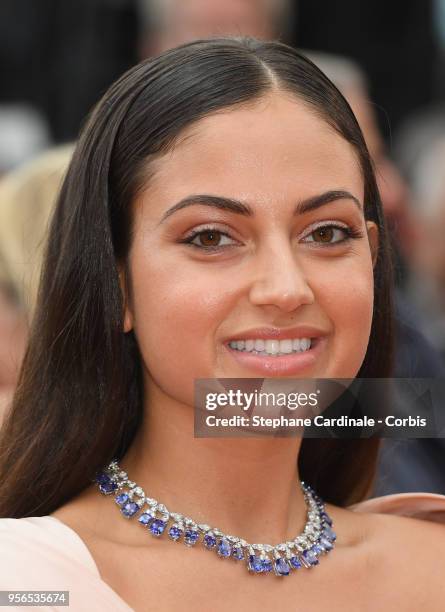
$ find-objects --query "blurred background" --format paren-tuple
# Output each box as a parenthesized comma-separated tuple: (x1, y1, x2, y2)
(1, 0, 445, 496)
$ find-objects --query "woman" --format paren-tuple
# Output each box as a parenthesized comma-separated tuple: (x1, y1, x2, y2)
(0, 37, 444, 611)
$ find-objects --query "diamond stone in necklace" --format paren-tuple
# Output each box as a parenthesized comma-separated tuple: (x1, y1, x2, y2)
(93, 459, 336, 576)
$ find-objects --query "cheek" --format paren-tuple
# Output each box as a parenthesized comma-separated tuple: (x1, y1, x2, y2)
(313, 257, 374, 378)
(129, 253, 229, 393)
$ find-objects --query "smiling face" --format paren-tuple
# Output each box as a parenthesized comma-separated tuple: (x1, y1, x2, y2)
(122, 92, 378, 404)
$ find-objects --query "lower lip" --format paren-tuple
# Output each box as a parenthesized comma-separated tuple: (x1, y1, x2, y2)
(224, 337, 326, 376)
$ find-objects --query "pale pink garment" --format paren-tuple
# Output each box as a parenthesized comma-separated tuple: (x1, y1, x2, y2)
(1, 493, 445, 611)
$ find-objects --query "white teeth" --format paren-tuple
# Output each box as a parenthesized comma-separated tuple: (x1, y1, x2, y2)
(280, 339, 293, 354)
(228, 337, 313, 355)
(265, 339, 279, 354)
(254, 339, 265, 352)
(300, 338, 310, 351)
(245, 339, 255, 351)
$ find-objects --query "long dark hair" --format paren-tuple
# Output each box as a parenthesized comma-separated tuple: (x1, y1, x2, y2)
(0, 37, 393, 517)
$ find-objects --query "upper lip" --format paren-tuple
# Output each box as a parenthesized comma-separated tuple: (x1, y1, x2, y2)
(225, 326, 329, 342)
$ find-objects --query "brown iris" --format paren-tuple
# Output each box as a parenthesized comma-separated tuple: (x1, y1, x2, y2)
(198, 230, 221, 246)
(312, 227, 334, 243)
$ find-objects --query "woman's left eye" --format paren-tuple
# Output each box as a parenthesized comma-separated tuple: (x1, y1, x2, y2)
(301, 224, 355, 245)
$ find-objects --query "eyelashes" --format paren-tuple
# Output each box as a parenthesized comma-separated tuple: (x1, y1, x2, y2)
(180, 227, 236, 250)
(179, 222, 365, 252)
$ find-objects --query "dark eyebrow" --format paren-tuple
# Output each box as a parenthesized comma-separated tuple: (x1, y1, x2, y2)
(158, 190, 362, 224)
(296, 190, 362, 214)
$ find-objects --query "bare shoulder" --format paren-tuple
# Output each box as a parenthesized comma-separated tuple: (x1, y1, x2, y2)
(353, 508, 445, 609)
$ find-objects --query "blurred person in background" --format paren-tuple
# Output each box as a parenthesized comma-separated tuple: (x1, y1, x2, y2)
(405, 135, 445, 358)
(395, 109, 445, 180)
(136, 0, 296, 56)
(0, 145, 73, 421)
(0, 104, 51, 418)
(0, 105, 50, 178)
(0, 282, 27, 420)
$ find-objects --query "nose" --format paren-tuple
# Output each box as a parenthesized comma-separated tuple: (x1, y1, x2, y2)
(248, 239, 315, 312)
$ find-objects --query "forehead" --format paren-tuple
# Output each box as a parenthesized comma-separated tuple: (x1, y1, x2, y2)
(140, 92, 363, 214)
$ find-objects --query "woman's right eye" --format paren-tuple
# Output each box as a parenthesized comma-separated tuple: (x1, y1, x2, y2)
(182, 228, 237, 251)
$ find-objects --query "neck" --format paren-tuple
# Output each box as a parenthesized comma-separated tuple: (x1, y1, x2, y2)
(121, 383, 307, 544)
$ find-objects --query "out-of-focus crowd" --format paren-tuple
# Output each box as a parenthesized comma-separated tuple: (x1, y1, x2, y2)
(1, 0, 445, 495)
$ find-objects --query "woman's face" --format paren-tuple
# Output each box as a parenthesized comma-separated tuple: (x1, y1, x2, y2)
(123, 93, 378, 403)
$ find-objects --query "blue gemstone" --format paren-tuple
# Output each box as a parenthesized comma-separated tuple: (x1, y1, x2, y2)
(95, 472, 111, 485)
(319, 537, 333, 551)
(290, 555, 302, 569)
(302, 549, 319, 566)
(121, 502, 139, 517)
(232, 546, 244, 560)
(138, 513, 153, 525)
(323, 526, 336, 542)
(99, 480, 118, 495)
(321, 512, 333, 526)
(248, 554, 263, 573)
(312, 544, 324, 555)
(204, 534, 216, 548)
(261, 558, 273, 572)
(184, 529, 199, 546)
(217, 538, 232, 557)
(274, 558, 290, 576)
(168, 525, 183, 541)
(149, 519, 166, 536)
(115, 493, 129, 506)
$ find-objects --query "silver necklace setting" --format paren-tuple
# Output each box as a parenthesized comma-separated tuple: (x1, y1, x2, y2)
(94, 460, 336, 577)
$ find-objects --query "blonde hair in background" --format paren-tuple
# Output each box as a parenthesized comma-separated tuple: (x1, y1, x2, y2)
(0, 144, 74, 319)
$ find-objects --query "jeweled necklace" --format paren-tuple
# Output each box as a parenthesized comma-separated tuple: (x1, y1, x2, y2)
(94, 459, 336, 577)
